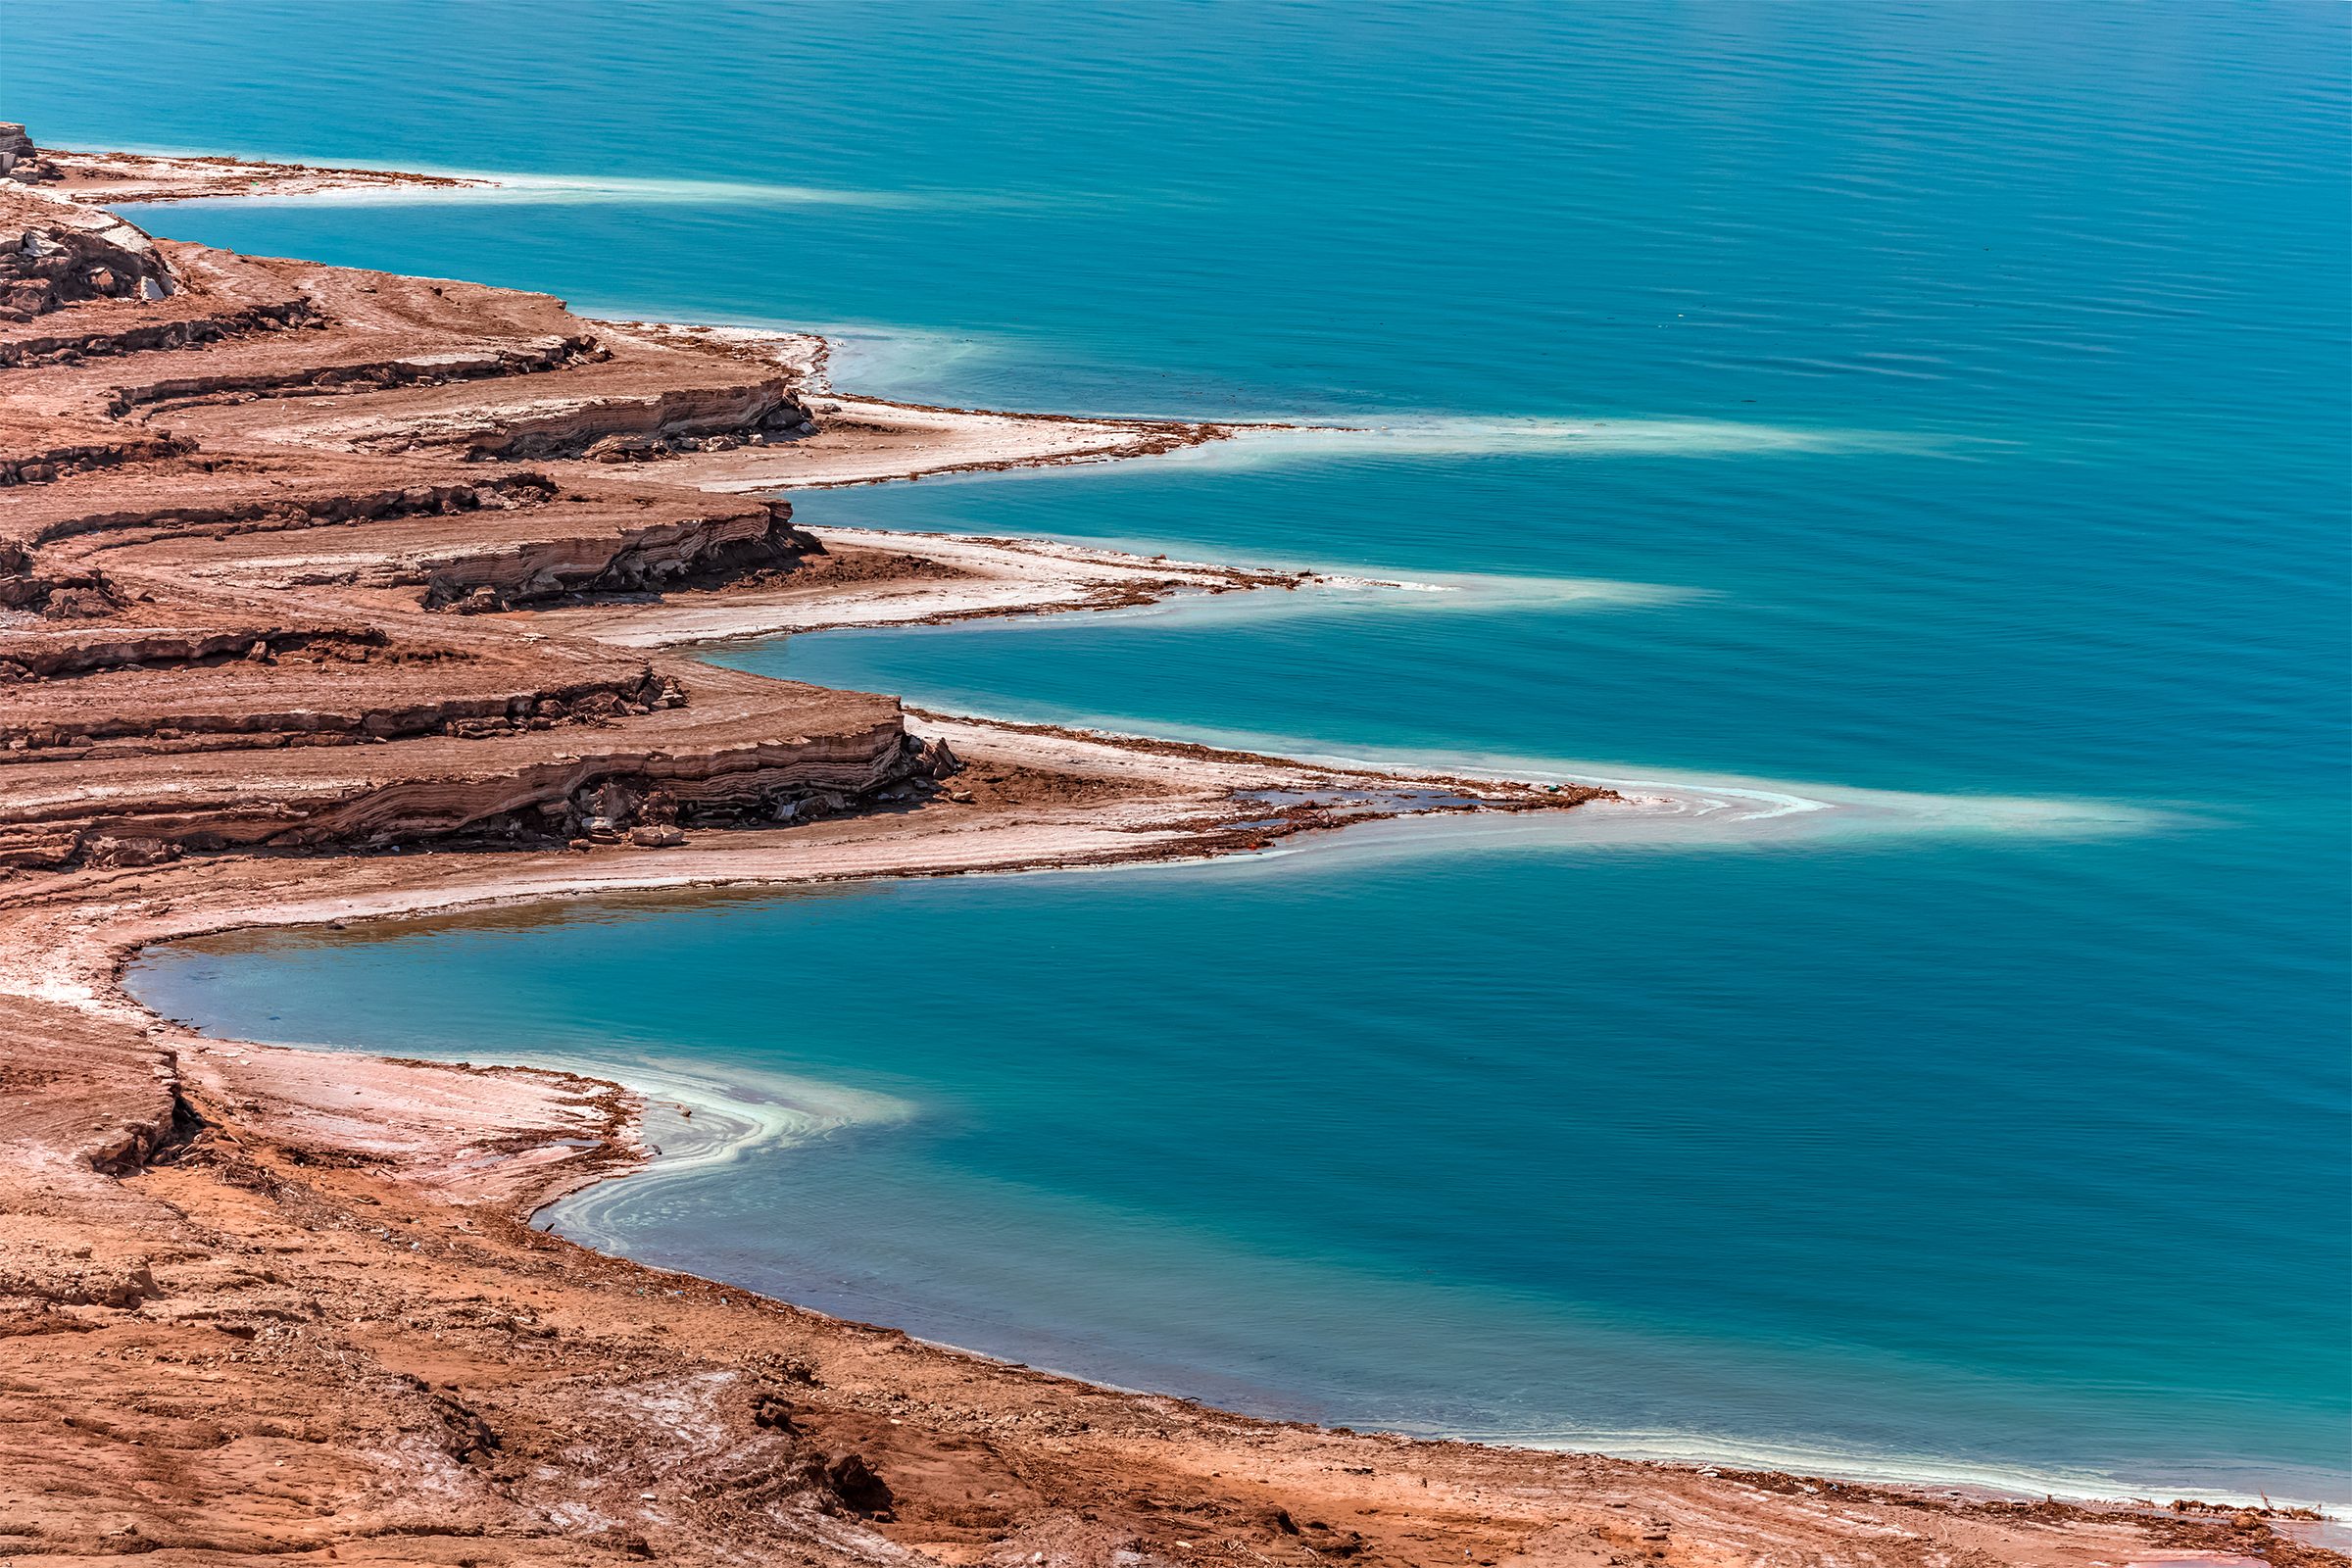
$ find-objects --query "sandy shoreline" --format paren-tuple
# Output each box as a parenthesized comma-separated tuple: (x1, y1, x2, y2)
(0, 130, 2334, 1564)
(517, 524, 1340, 646)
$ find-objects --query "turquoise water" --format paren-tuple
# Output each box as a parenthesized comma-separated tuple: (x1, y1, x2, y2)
(38, 0, 2347, 1504)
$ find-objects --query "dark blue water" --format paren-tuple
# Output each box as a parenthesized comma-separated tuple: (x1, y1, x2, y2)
(39, 0, 2348, 1505)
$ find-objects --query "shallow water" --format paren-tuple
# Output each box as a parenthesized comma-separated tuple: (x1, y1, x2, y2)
(47, 0, 2349, 1505)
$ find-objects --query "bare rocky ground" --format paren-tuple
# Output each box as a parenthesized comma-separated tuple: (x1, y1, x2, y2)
(0, 127, 2334, 1566)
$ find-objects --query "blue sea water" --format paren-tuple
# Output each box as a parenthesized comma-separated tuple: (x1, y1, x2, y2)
(24, 0, 2346, 1504)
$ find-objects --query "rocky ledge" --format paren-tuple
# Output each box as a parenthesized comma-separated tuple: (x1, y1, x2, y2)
(0, 142, 936, 872)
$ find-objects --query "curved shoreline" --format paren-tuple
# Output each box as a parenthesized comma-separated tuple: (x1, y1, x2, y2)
(127, 887, 2342, 1525)
(0, 133, 2332, 1563)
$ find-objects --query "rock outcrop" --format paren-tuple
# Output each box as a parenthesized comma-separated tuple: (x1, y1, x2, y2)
(0, 182, 174, 321)
(0, 131, 904, 871)
(0, 123, 59, 188)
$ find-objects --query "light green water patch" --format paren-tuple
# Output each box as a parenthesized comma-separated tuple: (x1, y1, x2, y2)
(1182, 727, 2173, 846)
(1167, 415, 1970, 466)
(542, 1054, 916, 1241)
(109, 148, 997, 212)
(876, 562, 1703, 627)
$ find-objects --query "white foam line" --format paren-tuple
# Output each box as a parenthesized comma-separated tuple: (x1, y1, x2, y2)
(102, 145, 970, 211)
(1215, 564, 1695, 614)
(1398, 756, 2161, 846)
(532, 1053, 914, 1252)
(906, 567, 1698, 635)
(768, 514, 1703, 626)
(168, 173, 937, 211)
(921, 710, 2165, 850)
(416, 171, 949, 209)
(336, 1042, 914, 1235)
(1468, 1426, 2347, 1519)
(1152, 414, 1957, 466)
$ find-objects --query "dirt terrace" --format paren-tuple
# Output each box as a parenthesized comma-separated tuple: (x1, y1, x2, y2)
(0, 160, 1417, 875)
(0, 180, 944, 871)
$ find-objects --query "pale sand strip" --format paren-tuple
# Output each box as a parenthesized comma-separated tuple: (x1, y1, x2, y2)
(523, 525, 1324, 646)
(663, 395, 1225, 491)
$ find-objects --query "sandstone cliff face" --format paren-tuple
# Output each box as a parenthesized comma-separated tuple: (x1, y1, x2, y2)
(0, 694, 921, 868)
(0, 135, 911, 873)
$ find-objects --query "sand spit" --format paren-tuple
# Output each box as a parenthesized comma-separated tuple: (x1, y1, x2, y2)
(0, 127, 2332, 1566)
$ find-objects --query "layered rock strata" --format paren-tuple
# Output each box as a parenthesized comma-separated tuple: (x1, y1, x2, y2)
(0, 173, 924, 875)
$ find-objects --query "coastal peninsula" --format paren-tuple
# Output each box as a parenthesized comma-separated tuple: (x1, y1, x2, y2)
(0, 128, 2325, 1567)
